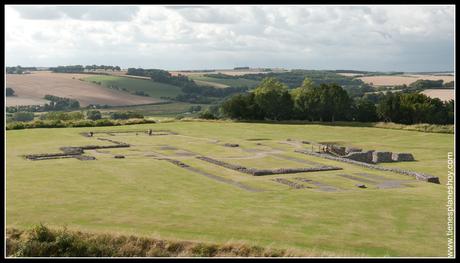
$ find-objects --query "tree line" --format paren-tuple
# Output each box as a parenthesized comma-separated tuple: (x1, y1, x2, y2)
(6, 95, 80, 113)
(220, 77, 454, 125)
(51, 65, 121, 73)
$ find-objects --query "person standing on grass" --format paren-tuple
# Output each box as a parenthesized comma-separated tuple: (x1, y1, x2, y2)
(148, 129, 153, 136)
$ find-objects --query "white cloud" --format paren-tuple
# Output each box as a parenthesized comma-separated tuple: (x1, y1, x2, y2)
(5, 5, 455, 71)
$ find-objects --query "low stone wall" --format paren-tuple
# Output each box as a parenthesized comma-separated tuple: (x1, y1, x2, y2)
(295, 150, 440, 184)
(372, 151, 393, 163)
(343, 151, 374, 163)
(345, 147, 362, 153)
(26, 139, 128, 161)
(271, 178, 310, 189)
(392, 153, 415, 161)
(157, 158, 190, 168)
(196, 156, 342, 176)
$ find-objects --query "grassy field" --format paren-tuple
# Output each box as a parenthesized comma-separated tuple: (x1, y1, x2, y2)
(83, 75, 183, 99)
(188, 75, 261, 88)
(6, 121, 454, 256)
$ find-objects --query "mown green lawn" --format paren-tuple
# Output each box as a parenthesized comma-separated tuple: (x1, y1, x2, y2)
(83, 75, 183, 99)
(6, 121, 454, 256)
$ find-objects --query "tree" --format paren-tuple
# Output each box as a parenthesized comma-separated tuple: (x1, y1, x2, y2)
(6, 87, 15, 96)
(352, 98, 378, 122)
(86, 110, 102, 120)
(327, 84, 351, 122)
(253, 77, 293, 120)
(13, 112, 34, 122)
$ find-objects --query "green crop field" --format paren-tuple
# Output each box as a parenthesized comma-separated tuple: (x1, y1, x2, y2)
(189, 75, 261, 88)
(83, 75, 183, 99)
(6, 121, 454, 257)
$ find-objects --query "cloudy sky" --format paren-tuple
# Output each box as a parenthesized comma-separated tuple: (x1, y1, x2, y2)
(5, 5, 455, 72)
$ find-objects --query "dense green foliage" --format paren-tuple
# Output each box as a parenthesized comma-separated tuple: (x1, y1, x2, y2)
(443, 81, 454, 88)
(6, 87, 15, 96)
(6, 96, 80, 113)
(6, 66, 36, 74)
(409, 79, 444, 89)
(6, 118, 155, 130)
(84, 65, 121, 71)
(86, 110, 102, 120)
(41, 111, 85, 121)
(253, 78, 293, 120)
(221, 77, 454, 125)
(110, 111, 144, 120)
(376, 92, 453, 125)
(12, 112, 35, 122)
(241, 70, 374, 97)
(43, 95, 80, 111)
(50, 65, 85, 73)
(6, 105, 42, 113)
(222, 78, 351, 121)
(351, 98, 379, 122)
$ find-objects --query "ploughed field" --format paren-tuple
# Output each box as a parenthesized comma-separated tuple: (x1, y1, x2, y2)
(421, 89, 455, 101)
(6, 71, 161, 107)
(6, 121, 453, 256)
(357, 74, 454, 86)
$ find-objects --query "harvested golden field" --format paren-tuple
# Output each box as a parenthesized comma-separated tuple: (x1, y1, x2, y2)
(6, 71, 161, 107)
(169, 68, 288, 77)
(337, 73, 363, 77)
(421, 89, 455, 101)
(358, 74, 454, 86)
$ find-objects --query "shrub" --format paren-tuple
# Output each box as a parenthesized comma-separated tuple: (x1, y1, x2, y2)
(86, 110, 102, 120)
(68, 120, 96, 127)
(95, 119, 115, 126)
(12, 112, 34, 122)
(6, 87, 15, 96)
(198, 112, 218, 120)
(44, 112, 84, 121)
(191, 243, 218, 257)
(110, 111, 144, 120)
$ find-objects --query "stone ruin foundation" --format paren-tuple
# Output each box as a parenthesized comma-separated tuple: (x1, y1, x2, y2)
(295, 149, 439, 184)
(196, 156, 342, 176)
(25, 138, 130, 161)
(372, 151, 394, 163)
(392, 153, 415, 162)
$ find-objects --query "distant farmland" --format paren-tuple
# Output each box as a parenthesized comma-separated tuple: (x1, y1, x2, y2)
(6, 71, 161, 107)
(83, 75, 183, 99)
(358, 74, 454, 86)
(188, 75, 261, 89)
(421, 89, 455, 101)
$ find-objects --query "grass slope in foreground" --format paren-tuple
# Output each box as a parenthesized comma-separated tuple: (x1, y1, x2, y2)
(84, 75, 183, 99)
(6, 121, 453, 257)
